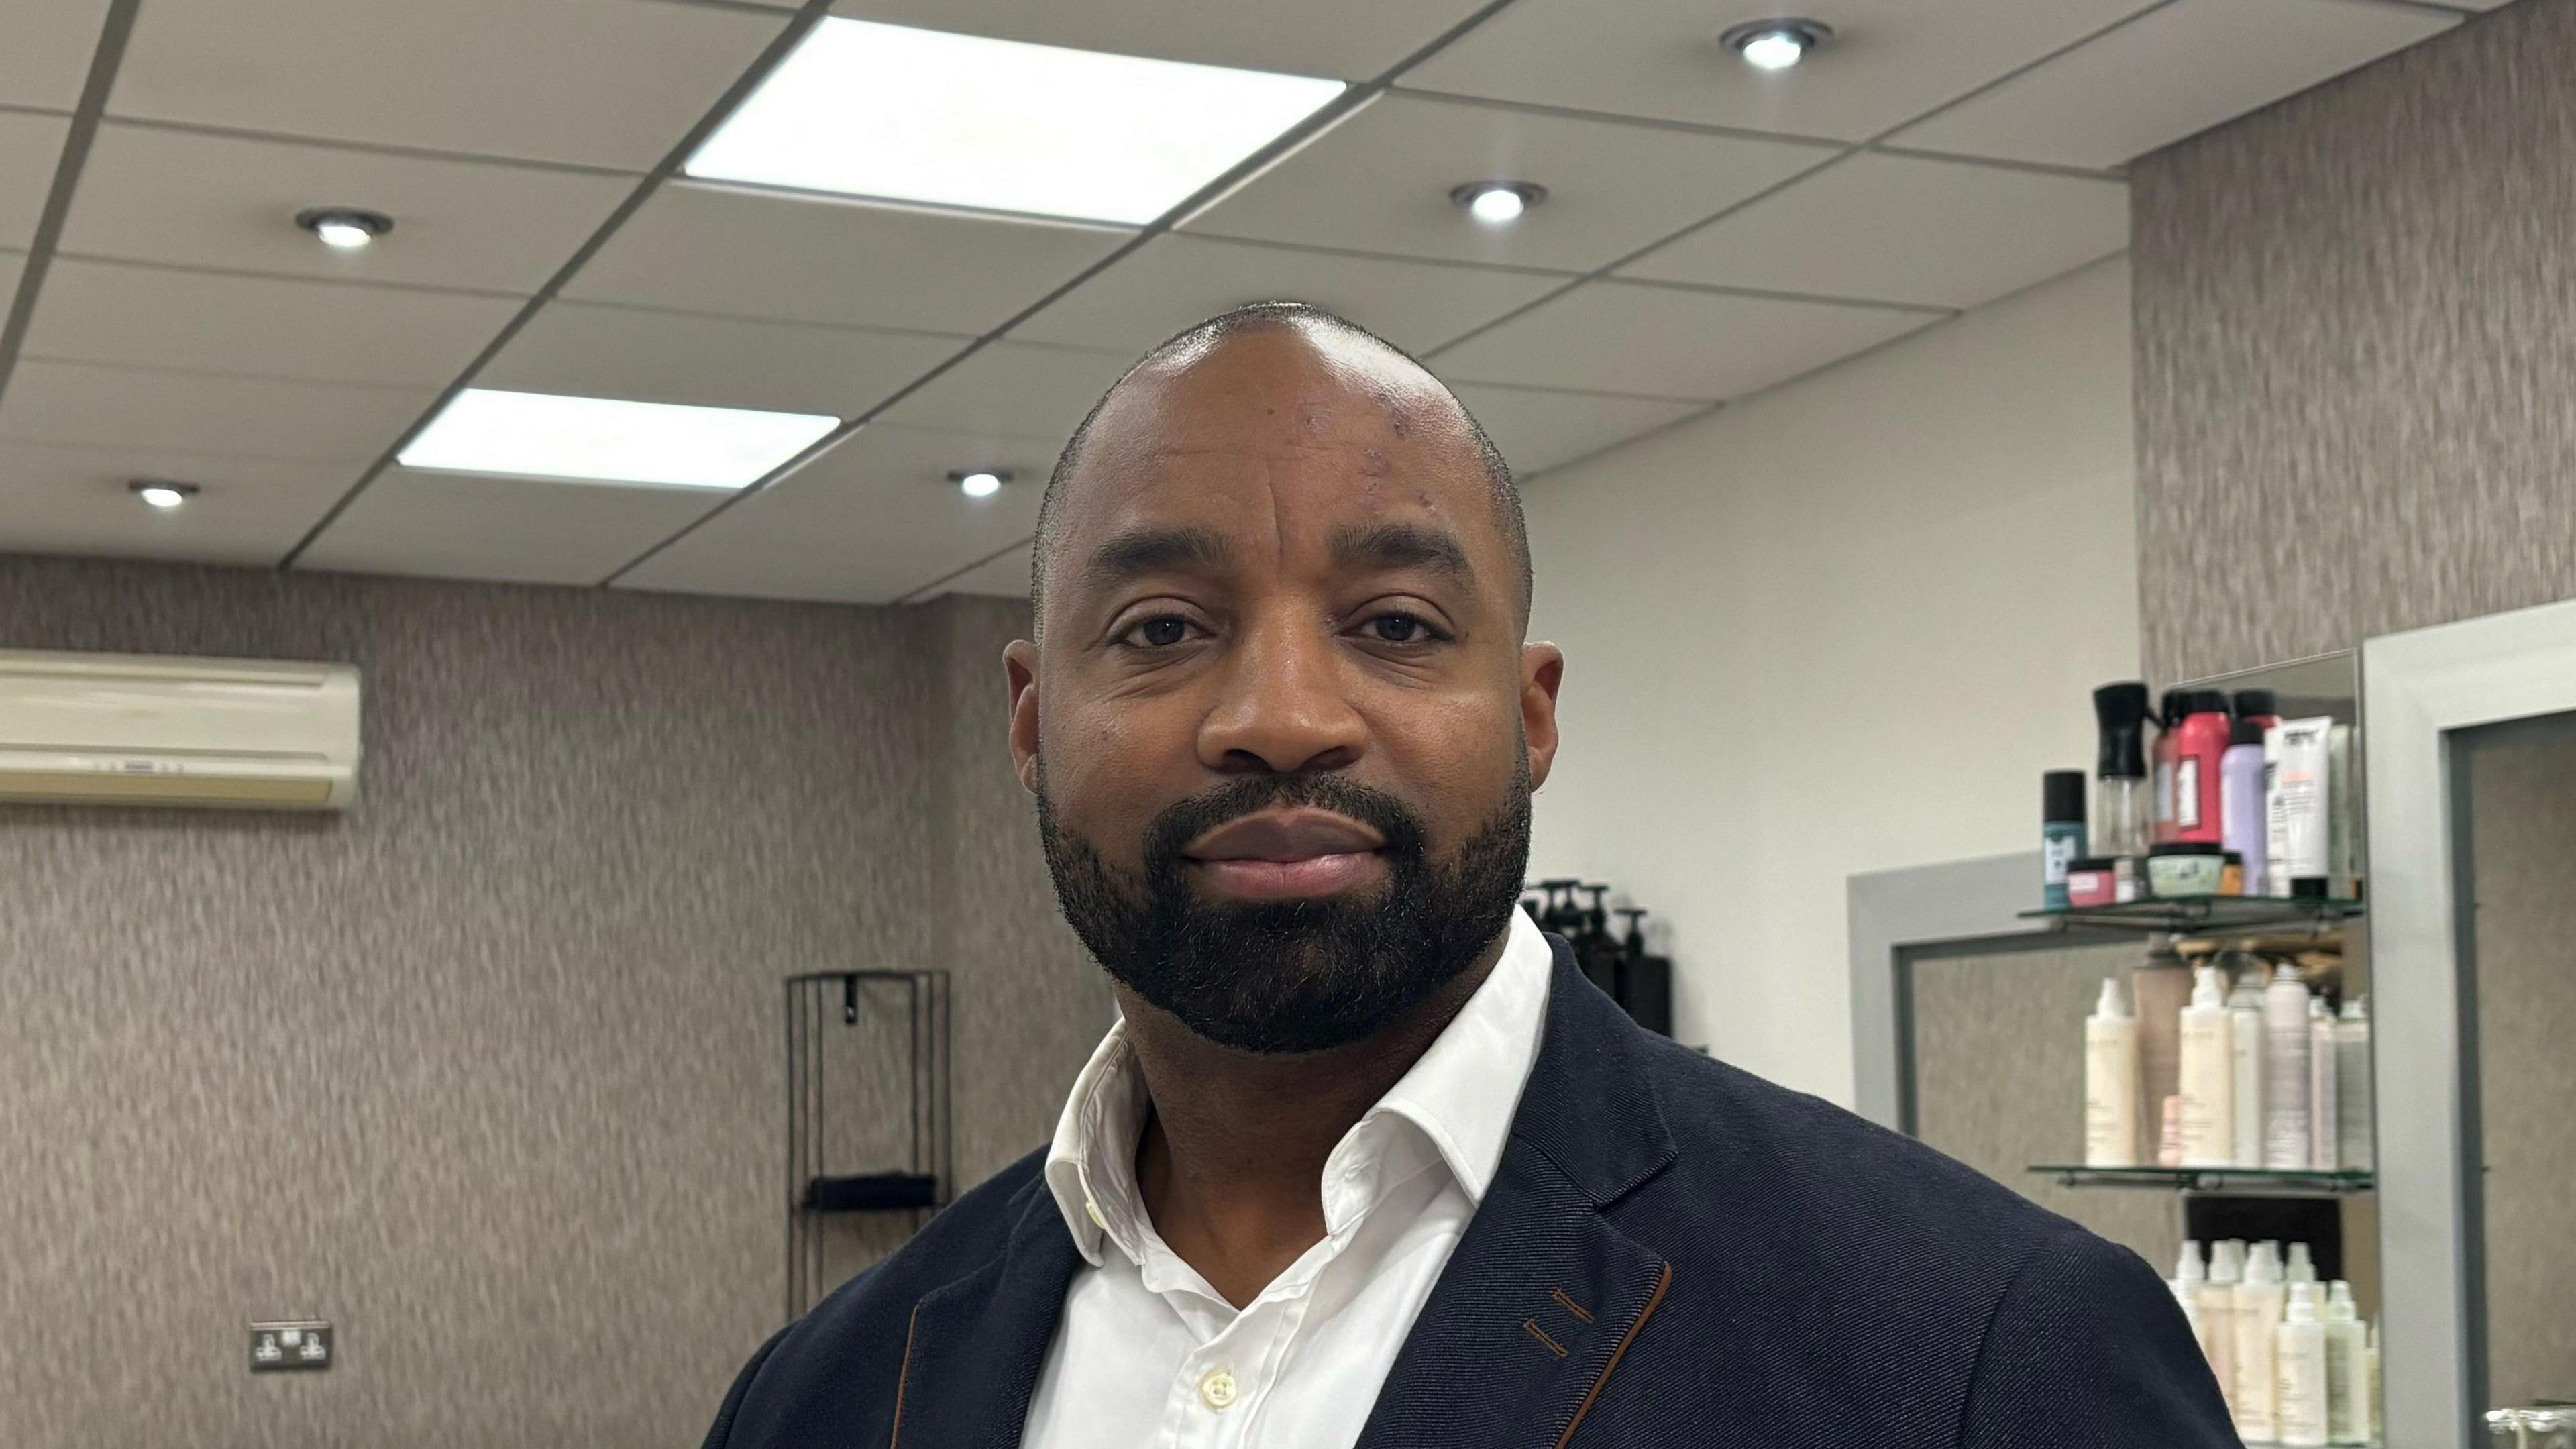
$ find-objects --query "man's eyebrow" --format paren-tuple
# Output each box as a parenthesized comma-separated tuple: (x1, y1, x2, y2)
(1081, 525, 1234, 593)
(1329, 521, 1475, 585)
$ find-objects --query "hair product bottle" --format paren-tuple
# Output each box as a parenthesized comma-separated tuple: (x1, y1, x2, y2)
(2201, 1240, 2245, 1414)
(2235, 1242, 2286, 1442)
(2170, 1240, 2206, 1320)
(2263, 964, 2314, 1170)
(2275, 1281, 2330, 1448)
(2336, 998, 2373, 1171)
(2133, 937, 2193, 1166)
(2268, 718, 2334, 896)
(2226, 962, 2266, 1169)
(2286, 1241, 2316, 1285)
(2308, 998, 2341, 1171)
(2221, 720, 2271, 896)
(2174, 692, 2235, 845)
(2178, 967, 2235, 1167)
(2044, 770, 2089, 910)
(2324, 1281, 2369, 1446)
(2092, 682, 2153, 859)
(2084, 978, 2139, 1167)
(2154, 690, 2185, 845)
(2364, 1321, 2382, 1444)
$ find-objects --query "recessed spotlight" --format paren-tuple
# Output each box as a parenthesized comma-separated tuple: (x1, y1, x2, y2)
(129, 479, 201, 510)
(1721, 18, 1831, 70)
(949, 469, 1009, 499)
(293, 206, 394, 250)
(1449, 181, 1546, 225)
(398, 390, 839, 490)
(686, 18, 1345, 225)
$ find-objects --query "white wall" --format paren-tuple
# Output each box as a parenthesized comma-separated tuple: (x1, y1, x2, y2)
(1522, 255, 2140, 1105)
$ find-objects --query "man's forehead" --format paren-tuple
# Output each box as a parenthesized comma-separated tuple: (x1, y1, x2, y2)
(1060, 329, 1481, 520)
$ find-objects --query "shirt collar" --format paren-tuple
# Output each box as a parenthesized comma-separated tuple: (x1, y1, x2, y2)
(1042, 905, 1556, 1267)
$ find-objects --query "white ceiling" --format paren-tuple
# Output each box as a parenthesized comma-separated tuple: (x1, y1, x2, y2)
(0, 0, 2477, 605)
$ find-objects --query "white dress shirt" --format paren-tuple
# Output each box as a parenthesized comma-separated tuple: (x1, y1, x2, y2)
(1022, 905, 1556, 1449)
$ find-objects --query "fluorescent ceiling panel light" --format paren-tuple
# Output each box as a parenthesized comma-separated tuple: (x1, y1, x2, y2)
(686, 18, 1346, 225)
(399, 389, 838, 490)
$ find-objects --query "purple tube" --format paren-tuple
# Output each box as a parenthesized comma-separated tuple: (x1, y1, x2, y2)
(2220, 719, 2269, 896)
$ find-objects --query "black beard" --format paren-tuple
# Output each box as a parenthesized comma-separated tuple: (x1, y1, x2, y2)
(1036, 763, 1532, 1055)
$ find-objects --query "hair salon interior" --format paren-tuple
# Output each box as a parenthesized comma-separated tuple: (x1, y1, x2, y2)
(3, 0, 2573, 1443)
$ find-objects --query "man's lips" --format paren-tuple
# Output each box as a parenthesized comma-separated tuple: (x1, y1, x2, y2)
(1183, 808, 1387, 900)
(1183, 808, 1386, 862)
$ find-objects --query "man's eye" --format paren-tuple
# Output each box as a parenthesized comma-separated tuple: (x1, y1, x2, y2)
(1128, 616, 1191, 647)
(1366, 614, 1434, 644)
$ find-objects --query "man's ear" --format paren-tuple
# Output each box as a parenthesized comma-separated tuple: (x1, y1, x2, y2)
(1004, 639, 1041, 794)
(1521, 642, 1564, 791)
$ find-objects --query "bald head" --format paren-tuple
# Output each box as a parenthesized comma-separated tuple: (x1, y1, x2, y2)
(1029, 303, 1529, 639)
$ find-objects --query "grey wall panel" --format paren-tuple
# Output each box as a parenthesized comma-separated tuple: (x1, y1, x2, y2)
(0, 557, 1095, 1449)
(1910, 940, 2181, 1274)
(2131, 0, 2576, 684)
(2460, 711, 2576, 1407)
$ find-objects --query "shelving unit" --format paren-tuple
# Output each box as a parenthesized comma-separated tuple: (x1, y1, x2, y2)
(2018, 895, 2361, 936)
(784, 969, 951, 1323)
(2027, 1165, 2375, 1197)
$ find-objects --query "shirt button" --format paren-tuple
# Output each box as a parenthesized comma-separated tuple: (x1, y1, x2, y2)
(1199, 1367, 1238, 1410)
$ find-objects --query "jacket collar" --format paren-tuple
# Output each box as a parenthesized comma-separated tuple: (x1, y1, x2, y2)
(893, 934, 1677, 1449)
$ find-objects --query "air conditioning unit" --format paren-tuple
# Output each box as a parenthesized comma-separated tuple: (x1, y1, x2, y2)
(0, 649, 362, 810)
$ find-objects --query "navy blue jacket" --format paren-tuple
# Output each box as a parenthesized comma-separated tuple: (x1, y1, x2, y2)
(704, 936, 2239, 1447)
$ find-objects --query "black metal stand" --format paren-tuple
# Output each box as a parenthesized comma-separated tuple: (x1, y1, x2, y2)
(784, 969, 951, 1324)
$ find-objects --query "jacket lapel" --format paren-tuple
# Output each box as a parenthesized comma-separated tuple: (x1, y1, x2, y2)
(884, 1181, 1082, 1449)
(1354, 937, 1680, 1449)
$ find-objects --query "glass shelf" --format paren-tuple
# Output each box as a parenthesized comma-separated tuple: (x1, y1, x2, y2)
(2019, 894, 2362, 936)
(2027, 1165, 2375, 1196)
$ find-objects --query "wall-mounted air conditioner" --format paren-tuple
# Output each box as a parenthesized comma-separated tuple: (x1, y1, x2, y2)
(0, 649, 362, 810)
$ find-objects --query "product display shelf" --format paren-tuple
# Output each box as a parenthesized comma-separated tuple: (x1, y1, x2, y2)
(784, 969, 951, 1323)
(2019, 894, 2361, 936)
(2027, 1164, 2374, 1197)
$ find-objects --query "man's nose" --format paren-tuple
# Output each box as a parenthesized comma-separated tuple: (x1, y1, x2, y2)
(1195, 611, 1366, 775)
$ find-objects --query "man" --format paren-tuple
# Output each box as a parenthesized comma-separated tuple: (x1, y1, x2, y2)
(702, 304, 2235, 1447)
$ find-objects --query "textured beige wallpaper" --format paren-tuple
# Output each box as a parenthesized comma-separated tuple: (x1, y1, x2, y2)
(2131, 0, 2576, 684)
(2461, 712, 2576, 1407)
(1911, 941, 2182, 1274)
(0, 557, 1102, 1448)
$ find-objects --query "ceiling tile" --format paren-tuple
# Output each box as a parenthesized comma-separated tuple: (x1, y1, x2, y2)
(1446, 381, 1705, 475)
(1892, 0, 2454, 170)
(112, 0, 786, 170)
(875, 341, 1130, 443)
(0, 440, 352, 566)
(1, 111, 70, 248)
(1, 0, 109, 110)
(564, 182, 1132, 336)
(59, 124, 633, 293)
(1619, 152, 2129, 309)
(828, 0, 1480, 78)
(1183, 93, 1833, 272)
(295, 467, 730, 586)
(20, 258, 521, 388)
(0, 360, 430, 462)
(616, 423, 1055, 604)
(926, 541, 1032, 602)
(1404, 0, 2157, 140)
(1010, 233, 1563, 355)
(478, 301, 964, 417)
(1432, 280, 1935, 399)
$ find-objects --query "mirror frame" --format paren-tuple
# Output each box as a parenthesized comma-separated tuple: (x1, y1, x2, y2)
(2363, 594, 2576, 1445)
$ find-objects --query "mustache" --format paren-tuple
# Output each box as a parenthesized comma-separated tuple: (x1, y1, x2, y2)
(1142, 775, 1428, 873)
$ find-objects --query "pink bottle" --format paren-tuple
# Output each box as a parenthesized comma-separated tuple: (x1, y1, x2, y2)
(2172, 691, 2233, 845)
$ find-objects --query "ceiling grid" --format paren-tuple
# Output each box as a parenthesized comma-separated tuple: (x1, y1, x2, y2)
(0, 0, 2475, 598)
